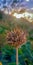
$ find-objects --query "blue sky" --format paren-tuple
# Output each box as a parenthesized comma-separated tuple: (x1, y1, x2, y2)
(0, 0, 33, 10)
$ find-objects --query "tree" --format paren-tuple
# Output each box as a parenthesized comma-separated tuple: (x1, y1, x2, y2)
(0, 11, 3, 20)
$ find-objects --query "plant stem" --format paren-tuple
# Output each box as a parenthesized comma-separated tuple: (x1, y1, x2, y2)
(16, 48, 18, 65)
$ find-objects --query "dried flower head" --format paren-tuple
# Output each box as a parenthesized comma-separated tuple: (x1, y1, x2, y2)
(6, 28, 27, 48)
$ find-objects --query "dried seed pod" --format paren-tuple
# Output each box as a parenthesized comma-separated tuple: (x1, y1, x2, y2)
(6, 28, 27, 48)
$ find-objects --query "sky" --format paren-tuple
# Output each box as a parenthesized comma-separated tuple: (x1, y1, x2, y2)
(0, 0, 33, 12)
